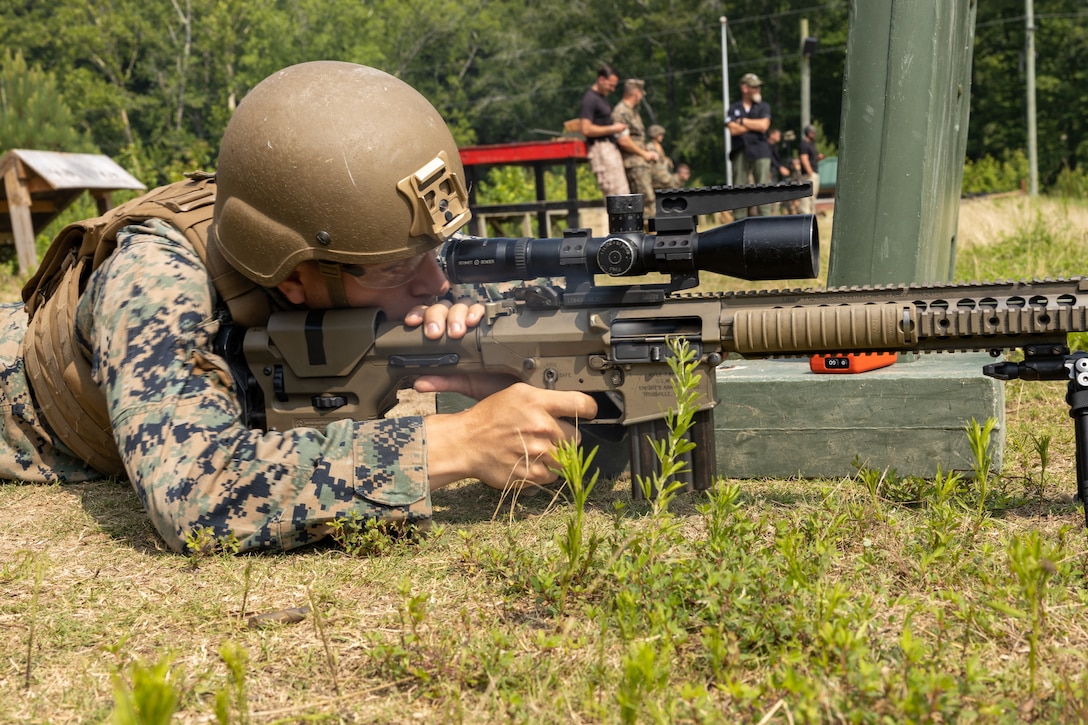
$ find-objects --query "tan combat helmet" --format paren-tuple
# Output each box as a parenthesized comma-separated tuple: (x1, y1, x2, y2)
(213, 60, 471, 301)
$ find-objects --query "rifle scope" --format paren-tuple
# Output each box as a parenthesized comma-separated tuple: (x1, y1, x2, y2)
(444, 214, 819, 284)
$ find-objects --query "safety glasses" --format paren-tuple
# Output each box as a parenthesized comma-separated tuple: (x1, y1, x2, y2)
(341, 251, 431, 289)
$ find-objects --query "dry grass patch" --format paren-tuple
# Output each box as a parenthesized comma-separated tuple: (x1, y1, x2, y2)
(957, 193, 1088, 253)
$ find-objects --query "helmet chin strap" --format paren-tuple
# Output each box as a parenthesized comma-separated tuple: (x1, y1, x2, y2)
(318, 261, 350, 308)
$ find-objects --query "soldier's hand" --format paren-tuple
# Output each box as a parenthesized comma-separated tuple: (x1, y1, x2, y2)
(403, 298, 485, 340)
(424, 383, 598, 490)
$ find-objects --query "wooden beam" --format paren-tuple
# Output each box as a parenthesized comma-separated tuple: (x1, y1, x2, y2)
(3, 162, 38, 275)
(24, 177, 54, 195)
(0, 199, 59, 215)
(0, 151, 16, 180)
(90, 189, 114, 215)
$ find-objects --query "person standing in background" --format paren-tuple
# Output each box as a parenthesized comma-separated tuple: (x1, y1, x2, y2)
(647, 124, 690, 189)
(579, 65, 630, 197)
(612, 78, 659, 219)
(726, 72, 772, 218)
(767, 128, 791, 182)
(798, 124, 823, 214)
(766, 128, 793, 215)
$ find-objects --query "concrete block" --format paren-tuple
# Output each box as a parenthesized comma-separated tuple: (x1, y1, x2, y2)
(715, 354, 1005, 479)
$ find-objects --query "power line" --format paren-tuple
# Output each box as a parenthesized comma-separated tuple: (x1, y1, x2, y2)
(492, 2, 848, 63)
(399, 0, 855, 118)
(726, 1, 847, 26)
(975, 10, 1088, 29)
(470, 41, 849, 113)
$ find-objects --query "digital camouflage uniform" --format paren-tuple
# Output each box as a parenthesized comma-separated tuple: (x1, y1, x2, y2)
(0, 218, 431, 553)
(649, 140, 680, 191)
(0, 306, 100, 482)
(611, 100, 656, 218)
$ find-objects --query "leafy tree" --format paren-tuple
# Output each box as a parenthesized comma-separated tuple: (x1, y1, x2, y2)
(5, 0, 1086, 193)
(971, 0, 1088, 185)
(0, 49, 96, 153)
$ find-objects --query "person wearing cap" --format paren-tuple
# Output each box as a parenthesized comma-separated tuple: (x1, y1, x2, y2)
(647, 125, 690, 190)
(726, 72, 773, 218)
(611, 78, 660, 219)
(578, 64, 631, 197)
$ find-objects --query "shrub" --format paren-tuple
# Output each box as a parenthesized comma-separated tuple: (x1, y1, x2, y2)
(962, 149, 1028, 196)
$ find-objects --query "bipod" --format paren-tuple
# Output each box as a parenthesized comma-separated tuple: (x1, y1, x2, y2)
(984, 343, 1088, 527)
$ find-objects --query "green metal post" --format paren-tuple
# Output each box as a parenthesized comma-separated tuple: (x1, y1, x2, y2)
(827, 0, 977, 286)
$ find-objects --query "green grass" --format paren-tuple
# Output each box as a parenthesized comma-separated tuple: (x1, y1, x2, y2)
(3, 195, 1088, 722)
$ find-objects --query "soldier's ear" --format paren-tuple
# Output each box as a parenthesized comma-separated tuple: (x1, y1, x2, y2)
(276, 267, 309, 305)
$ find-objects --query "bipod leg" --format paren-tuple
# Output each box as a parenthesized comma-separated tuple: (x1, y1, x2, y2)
(984, 345, 1088, 528)
(1066, 354, 1088, 528)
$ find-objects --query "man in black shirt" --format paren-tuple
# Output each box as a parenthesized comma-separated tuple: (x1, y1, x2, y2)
(726, 72, 772, 218)
(579, 65, 630, 197)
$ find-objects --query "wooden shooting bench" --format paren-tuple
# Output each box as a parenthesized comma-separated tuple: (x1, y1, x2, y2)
(458, 139, 604, 238)
(0, 149, 146, 275)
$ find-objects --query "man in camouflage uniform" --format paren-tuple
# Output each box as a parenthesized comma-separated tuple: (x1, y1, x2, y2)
(2, 62, 596, 554)
(612, 79, 659, 219)
(647, 124, 691, 190)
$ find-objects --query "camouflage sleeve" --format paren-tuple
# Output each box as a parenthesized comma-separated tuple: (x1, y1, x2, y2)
(611, 102, 629, 128)
(75, 219, 431, 553)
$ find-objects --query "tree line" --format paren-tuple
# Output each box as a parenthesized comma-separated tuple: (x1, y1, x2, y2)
(1, 0, 1085, 193)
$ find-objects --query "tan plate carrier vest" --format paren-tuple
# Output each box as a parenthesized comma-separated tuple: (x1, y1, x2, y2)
(21, 174, 270, 477)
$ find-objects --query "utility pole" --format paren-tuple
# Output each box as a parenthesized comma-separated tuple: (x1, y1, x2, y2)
(721, 16, 733, 185)
(1026, 0, 1039, 196)
(800, 18, 811, 131)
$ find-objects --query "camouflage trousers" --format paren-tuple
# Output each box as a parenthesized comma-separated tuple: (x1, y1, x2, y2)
(731, 154, 772, 219)
(625, 164, 655, 219)
(650, 161, 677, 193)
(798, 172, 821, 215)
(588, 141, 630, 198)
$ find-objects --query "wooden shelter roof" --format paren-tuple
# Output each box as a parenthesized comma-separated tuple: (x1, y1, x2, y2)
(0, 149, 145, 237)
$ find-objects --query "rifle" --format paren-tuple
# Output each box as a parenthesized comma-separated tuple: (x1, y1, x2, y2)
(239, 184, 1088, 521)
